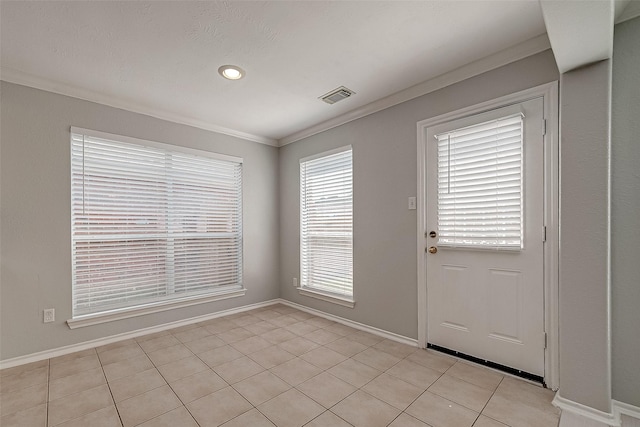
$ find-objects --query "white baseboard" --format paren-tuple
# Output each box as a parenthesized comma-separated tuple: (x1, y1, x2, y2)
(554, 394, 640, 427)
(0, 299, 280, 370)
(614, 401, 640, 427)
(1, 297, 418, 370)
(277, 298, 418, 347)
(559, 411, 615, 427)
(554, 394, 619, 427)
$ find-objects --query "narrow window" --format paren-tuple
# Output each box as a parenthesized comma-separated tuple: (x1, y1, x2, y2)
(300, 146, 353, 300)
(71, 129, 243, 318)
(436, 114, 524, 249)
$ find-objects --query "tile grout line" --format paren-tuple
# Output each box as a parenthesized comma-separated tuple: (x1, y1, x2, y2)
(113, 317, 250, 426)
(429, 360, 483, 423)
(149, 309, 306, 425)
(217, 314, 283, 426)
(260, 331, 428, 427)
(224, 315, 357, 426)
(210, 311, 370, 426)
(107, 328, 227, 425)
(216, 307, 307, 426)
(98, 350, 125, 427)
(303, 410, 355, 427)
(100, 342, 171, 426)
(475, 376, 507, 426)
(430, 360, 493, 427)
(138, 333, 212, 427)
(381, 347, 450, 427)
(173, 335, 228, 427)
(341, 342, 453, 426)
(46, 351, 114, 427)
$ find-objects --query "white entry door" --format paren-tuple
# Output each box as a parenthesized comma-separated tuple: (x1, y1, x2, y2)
(426, 98, 545, 376)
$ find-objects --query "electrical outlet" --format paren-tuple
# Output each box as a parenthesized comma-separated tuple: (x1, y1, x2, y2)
(408, 197, 417, 210)
(44, 308, 55, 323)
(293, 277, 298, 288)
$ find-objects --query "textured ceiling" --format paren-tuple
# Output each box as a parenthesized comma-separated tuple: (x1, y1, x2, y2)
(1, 1, 547, 143)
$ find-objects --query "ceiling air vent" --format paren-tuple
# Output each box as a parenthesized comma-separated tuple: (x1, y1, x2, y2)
(320, 86, 355, 104)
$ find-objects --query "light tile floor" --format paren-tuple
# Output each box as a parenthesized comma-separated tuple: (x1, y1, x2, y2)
(0, 304, 560, 427)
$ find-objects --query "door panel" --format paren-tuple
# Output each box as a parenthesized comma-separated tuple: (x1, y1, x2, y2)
(487, 268, 522, 343)
(440, 264, 471, 331)
(426, 98, 545, 376)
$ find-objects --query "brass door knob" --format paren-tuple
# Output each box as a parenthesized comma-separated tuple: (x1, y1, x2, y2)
(428, 246, 438, 254)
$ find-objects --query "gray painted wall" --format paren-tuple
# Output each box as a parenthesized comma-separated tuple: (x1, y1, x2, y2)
(558, 60, 612, 412)
(279, 50, 559, 339)
(612, 16, 640, 407)
(0, 82, 280, 360)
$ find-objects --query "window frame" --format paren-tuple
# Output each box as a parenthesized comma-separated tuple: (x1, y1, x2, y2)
(67, 127, 245, 328)
(299, 145, 354, 308)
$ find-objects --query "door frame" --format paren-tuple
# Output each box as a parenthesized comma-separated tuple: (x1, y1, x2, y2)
(416, 82, 559, 389)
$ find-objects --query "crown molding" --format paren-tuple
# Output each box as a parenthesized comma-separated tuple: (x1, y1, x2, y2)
(278, 34, 552, 146)
(0, 67, 278, 147)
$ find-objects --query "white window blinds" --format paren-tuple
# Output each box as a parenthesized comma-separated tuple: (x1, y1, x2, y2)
(71, 129, 243, 317)
(300, 147, 353, 298)
(436, 114, 523, 249)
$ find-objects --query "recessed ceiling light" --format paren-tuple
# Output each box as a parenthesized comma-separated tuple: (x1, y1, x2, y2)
(218, 65, 245, 80)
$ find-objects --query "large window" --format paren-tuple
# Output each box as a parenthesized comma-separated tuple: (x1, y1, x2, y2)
(70, 128, 243, 320)
(435, 114, 523, 249)
(300, 146, 353, 303)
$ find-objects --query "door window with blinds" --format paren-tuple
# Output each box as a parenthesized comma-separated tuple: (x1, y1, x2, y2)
(435, 114, 524, 250)
(70, 128, 243, 318)
(300, 146, 353, 300)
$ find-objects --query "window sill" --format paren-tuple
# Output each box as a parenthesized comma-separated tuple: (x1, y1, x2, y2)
(67, 288, 246, 329)
(297, 287, 355, 308)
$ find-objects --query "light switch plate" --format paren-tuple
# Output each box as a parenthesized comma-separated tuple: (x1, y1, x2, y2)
(408, 197, 417, 210)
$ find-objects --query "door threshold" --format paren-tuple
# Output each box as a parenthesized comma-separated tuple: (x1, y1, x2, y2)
(427, 343, 545, 386)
